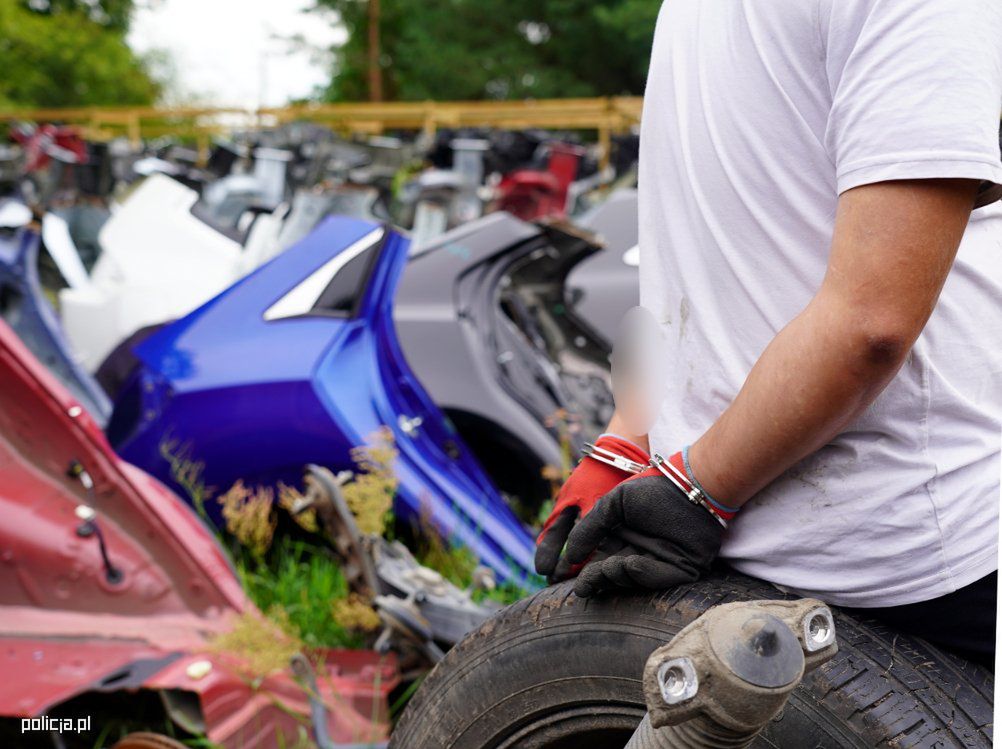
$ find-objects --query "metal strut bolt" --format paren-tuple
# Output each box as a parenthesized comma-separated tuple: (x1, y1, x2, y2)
(627, 599, 840, 749)
(657, 658, 699, 705)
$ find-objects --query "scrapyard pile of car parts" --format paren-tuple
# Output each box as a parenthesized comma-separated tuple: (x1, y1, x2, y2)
(18, 123, 636, 388)
(54, 168, 390, 375)
(0, 200, 111, 421)
(0, 320, 398, 748)
(493, 142, 586, 221)
(57, 173, 298, 372)
(397, 137, 491, 248)
(103, 216, 536, 583)
(105, 212, 618, 583)
(3, 179, 624, 585)
(390, 572, 994, 748)
(2, 123, 638, 590)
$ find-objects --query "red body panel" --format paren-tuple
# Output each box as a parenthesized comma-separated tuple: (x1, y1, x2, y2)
(496, 142, 585, 220)
(0, 321, 397, 746)
(9, 124, 88, 171)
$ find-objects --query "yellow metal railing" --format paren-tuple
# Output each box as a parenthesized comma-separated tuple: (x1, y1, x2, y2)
(0, 97, 644, 167)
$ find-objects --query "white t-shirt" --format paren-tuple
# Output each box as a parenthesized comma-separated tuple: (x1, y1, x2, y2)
(639, 0, 1002, 607)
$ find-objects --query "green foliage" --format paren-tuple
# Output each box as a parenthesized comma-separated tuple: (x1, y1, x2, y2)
(161, 429, 533, 658)
(160, 441, 371, 650)
(0, 0, 160, 107)
(313, 0, 661, 101)
(235, 536, 367, 650)
(18, 0, 137, 31)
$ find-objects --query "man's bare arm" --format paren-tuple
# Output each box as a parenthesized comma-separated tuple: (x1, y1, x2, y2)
(687, 178, 979, 506)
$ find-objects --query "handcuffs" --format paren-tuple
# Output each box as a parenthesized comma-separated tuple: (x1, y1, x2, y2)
(581, 442, 729, 529)
(650, 452, 729, 529)
(581, 441, 647, 474)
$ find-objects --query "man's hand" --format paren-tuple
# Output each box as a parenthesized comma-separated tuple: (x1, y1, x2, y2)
(564, 464, 723, 598)
(534, 434, 649, 580)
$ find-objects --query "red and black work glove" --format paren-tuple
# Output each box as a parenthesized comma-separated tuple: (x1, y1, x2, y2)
(563, 451, 734, 598)
(534, 434, 649, 581)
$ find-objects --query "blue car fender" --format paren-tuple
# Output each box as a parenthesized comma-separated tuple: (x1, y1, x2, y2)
(109, 216, 537, 584)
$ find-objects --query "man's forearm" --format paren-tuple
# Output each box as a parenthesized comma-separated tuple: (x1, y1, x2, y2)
(687, 292, 909, 506)
(686, 178, 978, 507)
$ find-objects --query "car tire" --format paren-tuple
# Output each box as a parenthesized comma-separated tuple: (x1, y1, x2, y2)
(391, 570, 993, 749)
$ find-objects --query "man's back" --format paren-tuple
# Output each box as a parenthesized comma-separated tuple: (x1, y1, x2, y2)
(639, 0, 1002, 606)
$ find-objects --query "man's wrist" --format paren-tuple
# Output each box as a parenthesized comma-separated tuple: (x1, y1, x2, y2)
(649, 451, 736, 527)
(598, 432, 644, 450)
(685, 440, 749, 510)
(681, 446, 740, 519)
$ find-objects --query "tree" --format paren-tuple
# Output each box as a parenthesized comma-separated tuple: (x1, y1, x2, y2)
(0, 0, 160, 108)
(313, 0, 662, 102)
(17, 0, 139, 31)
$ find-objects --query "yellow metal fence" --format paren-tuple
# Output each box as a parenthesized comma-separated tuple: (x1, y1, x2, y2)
(0, 97, 644, 167)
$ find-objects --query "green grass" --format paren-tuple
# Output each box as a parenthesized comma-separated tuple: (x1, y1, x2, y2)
(160, 436, 535, 641)
(234, 536, 366, 650)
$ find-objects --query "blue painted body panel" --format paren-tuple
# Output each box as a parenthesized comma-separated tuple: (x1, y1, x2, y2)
(110, 216, 536, 584)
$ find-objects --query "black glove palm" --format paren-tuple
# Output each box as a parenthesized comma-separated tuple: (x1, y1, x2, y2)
(564, 475, 724, 597)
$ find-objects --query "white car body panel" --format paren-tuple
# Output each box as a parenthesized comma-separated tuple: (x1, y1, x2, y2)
(59, 174, 242, 370)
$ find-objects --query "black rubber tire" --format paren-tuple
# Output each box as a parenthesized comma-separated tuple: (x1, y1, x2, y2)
(391, 571, 993, 749)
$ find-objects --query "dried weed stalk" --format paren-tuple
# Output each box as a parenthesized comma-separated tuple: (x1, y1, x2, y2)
(159, 436, 214, 519)
(278, 482, 320, 533)
(218, 480, 278, 558)
(331, 593, 381, 632)
(342, 427, 398, 536)
(209, 607, 304, 678)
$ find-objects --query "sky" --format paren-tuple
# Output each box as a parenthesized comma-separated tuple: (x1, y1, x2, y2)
(128, 0, 346, 109)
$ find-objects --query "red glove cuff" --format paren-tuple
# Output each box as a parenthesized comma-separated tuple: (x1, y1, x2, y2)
(593, 434, 650, 470)
(643, 451, 738, 523)
(539, 435, 650, 538)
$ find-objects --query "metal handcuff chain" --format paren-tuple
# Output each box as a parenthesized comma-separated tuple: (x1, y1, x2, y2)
(581, 441, 647, 474)
(650, 453, 728, 529)
(581, 442, 727, 528)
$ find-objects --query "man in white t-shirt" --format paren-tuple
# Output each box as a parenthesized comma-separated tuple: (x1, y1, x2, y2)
(535, 0, 1001, 666)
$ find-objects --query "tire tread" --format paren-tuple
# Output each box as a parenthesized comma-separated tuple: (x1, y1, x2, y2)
(392, 572, 992, 748)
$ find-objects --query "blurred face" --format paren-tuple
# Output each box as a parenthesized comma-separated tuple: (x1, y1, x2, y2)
(611, 306, 668, 436)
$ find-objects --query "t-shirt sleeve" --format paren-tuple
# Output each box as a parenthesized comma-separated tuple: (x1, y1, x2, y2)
(825, 0, 1002, 196)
